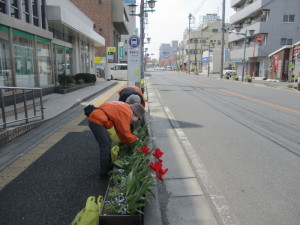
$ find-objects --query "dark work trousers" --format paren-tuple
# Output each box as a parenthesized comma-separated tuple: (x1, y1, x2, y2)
(88, 121, 112, 176)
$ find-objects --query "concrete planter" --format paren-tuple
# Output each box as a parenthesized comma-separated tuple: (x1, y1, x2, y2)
(55, 83, 95, 94)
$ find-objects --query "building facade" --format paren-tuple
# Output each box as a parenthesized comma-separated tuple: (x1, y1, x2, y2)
(229, 0, 300, 79)
(178, 17, 229, 74)
(0, 0, 105, 89)
(70, 0, 131, 63)
(159, 42, 178, 67)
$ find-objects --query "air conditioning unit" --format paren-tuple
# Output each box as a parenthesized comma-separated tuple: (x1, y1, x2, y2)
(245, 18, 252, 24)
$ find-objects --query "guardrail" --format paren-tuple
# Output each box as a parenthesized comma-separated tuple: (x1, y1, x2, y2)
(0, 87, 44, 129)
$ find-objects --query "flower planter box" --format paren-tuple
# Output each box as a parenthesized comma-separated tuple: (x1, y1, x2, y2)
(99, 213, 143, 225)
(99, 183, 143, 225)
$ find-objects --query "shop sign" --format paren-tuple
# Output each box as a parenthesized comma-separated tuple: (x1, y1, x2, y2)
(273, 55, 279, 72)
(107, 47, 116, 53)
(256, 34, 264, 43)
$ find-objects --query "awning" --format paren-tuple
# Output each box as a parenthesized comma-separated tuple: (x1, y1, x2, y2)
(47, 2, 105, 47)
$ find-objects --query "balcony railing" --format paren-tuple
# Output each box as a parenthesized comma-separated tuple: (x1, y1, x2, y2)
(0, 87, 44, 129)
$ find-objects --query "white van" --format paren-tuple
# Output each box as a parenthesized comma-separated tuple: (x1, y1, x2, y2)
(110, 64, 128, 80)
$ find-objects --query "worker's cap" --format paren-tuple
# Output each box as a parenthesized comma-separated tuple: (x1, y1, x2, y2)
(126, 94, 141, 104)
(130, 103, 145, 119)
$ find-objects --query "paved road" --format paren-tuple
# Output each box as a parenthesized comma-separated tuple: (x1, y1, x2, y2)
(147, 70, 300, 225)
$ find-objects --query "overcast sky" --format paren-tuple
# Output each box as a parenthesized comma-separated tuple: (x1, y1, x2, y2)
(142, 0, 235, 59)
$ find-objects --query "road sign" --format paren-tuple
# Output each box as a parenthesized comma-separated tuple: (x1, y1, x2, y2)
(129, 35, 140, 48)
(256, 34, 264, 43)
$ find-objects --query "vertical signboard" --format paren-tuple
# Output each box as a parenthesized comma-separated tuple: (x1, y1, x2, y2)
(127, 35, 141, 86)
(118, 42, 124, 63)
(107, 47, 116, 62)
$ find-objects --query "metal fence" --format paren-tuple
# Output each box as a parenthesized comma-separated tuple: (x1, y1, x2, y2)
(0, 87, 44, 129)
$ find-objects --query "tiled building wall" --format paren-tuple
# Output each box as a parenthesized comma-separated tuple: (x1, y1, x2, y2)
(70, 0, 112, 57)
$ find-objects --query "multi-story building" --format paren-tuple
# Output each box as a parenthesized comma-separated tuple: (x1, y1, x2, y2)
(229, 0, 300, 79)
(159, 42, 178, 68)
(0, 0, 104, 90)
(70, 0, 131, 63)
(178, 17, 229, 74)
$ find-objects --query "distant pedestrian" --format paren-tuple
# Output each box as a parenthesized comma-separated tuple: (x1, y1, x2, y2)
(118, 86, 146, 107)
(87, 101, 145, 177)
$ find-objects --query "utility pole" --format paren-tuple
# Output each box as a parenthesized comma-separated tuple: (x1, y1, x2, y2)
(188, 13, 193, 74)
(140, 0, 145, 82)
(220, 0, 225, 79)
(194, 39, 198, 74)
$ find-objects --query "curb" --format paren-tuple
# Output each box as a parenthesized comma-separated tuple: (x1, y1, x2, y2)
(143, 82, 163, 225)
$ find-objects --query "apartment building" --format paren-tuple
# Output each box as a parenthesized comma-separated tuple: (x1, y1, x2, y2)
(0, 0, 104, 90)
(229, 0, 300, 79)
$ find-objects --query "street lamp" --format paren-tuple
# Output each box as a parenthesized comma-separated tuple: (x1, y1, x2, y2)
(188, 13, 194, 74)
(203, 41, 215, 77)
(128, 0, 156, 90)
(147, 37, 151, 44)
(232, 27, 255, 81)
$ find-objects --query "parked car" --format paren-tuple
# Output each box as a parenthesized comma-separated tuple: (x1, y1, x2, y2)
(223, 66, 236, 77)
(110, 64, 128, 80)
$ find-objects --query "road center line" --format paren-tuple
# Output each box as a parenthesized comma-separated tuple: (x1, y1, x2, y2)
(182, 78, 300, 114)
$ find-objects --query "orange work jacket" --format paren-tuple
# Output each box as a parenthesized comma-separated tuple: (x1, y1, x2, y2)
(118, 86, 146, 107)
(88, 101, 137, 144)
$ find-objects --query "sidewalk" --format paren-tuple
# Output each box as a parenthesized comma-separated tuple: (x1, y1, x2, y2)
(199, 72, 299, 90)
(0, 80, 118, 148)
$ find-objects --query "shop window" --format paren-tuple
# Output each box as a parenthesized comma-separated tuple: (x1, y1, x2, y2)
(65, 49, 73, 75)
(80, 41, 90, 73)
(13, 35, 35, 87)
(55, 47, 65, 77)
(0, 32, 12, 86)
(283, 15, 294, 23)
(37, 40, 52, 86)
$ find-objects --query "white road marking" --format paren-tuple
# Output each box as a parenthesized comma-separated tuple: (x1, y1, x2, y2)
(153, 86, 240, 225)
